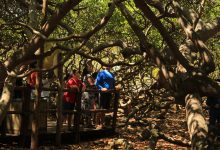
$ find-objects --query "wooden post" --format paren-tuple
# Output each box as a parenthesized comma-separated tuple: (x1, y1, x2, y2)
(56, 53, 63, 146)
(74, 90, 82, 143)
(112, 91, 119, 130)
(20, 86, 31, 146)
(30, 50, 43, 150)
(0, 118, 6, 137)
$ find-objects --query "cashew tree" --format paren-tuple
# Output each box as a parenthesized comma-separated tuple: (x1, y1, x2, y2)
(1, 0, 220, 149)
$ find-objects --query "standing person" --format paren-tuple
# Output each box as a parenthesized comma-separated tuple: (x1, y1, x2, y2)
(41, 73, 52, 101)
(81, 74, 98, 127)
(206, 95, 220, 149)
(81, 60, 98, 127)
(95, 66, 115, 128)
(13, 78, 23, 101)
(63, 69, 84, 130)
(82, 60, 93, 81)
(27, 62, 38, 99)
(207, 96, 220, 127)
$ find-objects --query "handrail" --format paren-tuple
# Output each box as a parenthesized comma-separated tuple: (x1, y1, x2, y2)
(8, 86, 120, 134)
(7, 109, 115, 114)
(14, 86, 120, 93)
(10, 87, 120, 115)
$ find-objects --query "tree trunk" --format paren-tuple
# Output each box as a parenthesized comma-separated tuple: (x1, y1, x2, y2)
(56, 53, 63, 146)
(0, 76, 16, 125)
(185, 94, 208, 149)
(30, 52, 43, 150)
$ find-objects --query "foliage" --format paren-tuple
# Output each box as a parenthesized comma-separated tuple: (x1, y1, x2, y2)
(1, 0, 220, 149)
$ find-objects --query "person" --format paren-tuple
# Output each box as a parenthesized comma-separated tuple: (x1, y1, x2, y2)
(63, 69, 84, 130)
(27, 62, 38, 99)
(13, 78, 23, 101)
(81, 74, 98, 127)
(95, 66, 115, 128)
(82, 60, 93, 81)
(81, 61, 99, 127)
(206, 95, 220, 149)
(28, 71, 38, 87)
(207, 96, 220, 127)
(41, 73, 51, 101)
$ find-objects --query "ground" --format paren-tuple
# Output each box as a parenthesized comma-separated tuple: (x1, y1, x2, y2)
(1, 105, 219, 149)
(52, 106, 191, 150)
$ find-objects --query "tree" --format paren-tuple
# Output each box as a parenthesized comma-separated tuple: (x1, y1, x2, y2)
(1, 0, 220, 149)
(115, 0, 220, 148)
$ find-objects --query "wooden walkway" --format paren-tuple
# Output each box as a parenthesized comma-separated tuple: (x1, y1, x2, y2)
(0, 116, 116, 146)
(0, 86, 120, 147)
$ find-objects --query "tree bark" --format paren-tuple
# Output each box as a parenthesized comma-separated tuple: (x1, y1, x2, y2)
(0, 76, 16, 124)
(56, 53, 63, 146)
(0, 0, 82, 127)
(185, 94, 208, 149)
(4, 0, 82, 71)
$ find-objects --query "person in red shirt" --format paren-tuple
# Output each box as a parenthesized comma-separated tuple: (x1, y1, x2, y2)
(28, 72, 38, 87)
(27, 62, 38, 99)
(27, 62, 38, 87)
(63, 69, 84, 130)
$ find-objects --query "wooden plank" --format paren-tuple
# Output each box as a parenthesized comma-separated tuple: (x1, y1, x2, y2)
(74, 91, 82, 143)
(7, 109, 114, 114)
(20, 87, 31, 146)
(56, 53, 63, 146)
(112, 91, 120, 130)
(5, 86, 120, 144)
(82, 109, 114, 113)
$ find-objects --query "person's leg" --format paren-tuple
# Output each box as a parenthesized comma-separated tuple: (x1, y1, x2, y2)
(99, 93, 112, 128)
(104, 93, 112, 109)
(70, 103, 75, 129)
(209, 109, 216, 126)
(62, 101, 68, 124)
(208, 109, 220, 148)
(104, 93, 113, 127)
(86, 97, 93, 127)
(94, 94, 100, 126)
(67, 114, 72, 130)
(217, 110, 220, 126)
(209, 109, 217, 135)
(63, 102, 74, 130)
(98, 93, 106, 128)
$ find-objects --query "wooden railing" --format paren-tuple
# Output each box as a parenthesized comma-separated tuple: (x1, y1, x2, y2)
(3, 86, 120, 144)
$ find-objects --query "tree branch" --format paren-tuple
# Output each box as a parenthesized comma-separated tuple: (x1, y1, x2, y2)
(134, 0, 194, 72)
(4, 0, 82, 71)
(172, 0, 215, 74)
(46, 3, 115, 42)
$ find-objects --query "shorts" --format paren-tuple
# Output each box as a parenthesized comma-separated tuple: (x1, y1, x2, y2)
(100, 93, 112, 109)
(62, 101, 75, 115)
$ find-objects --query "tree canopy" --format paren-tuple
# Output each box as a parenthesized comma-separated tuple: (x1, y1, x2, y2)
(1, 0, 220, 149)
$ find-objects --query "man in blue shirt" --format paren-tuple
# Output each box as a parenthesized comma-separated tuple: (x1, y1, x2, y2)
(95, 66, 115, 128)
(96, 66, 115, 108)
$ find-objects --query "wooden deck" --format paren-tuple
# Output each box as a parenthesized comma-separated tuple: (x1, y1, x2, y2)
(0, 116, 117, 146)
(0, 86, 120, 147)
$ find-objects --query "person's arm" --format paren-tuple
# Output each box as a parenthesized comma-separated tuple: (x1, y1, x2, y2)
(88, 76, 95, 86)
(81, 82, 86, 92)
(113, 74, 115, 88)
(95, 72, 103, 90)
